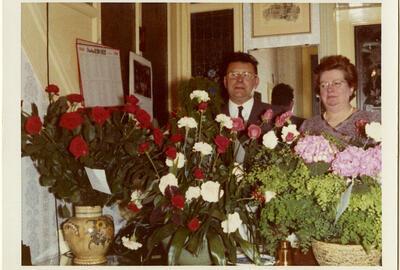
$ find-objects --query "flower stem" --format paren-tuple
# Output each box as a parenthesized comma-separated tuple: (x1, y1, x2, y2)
(145, 152, 160, 179)
(197, 111, 203, 142)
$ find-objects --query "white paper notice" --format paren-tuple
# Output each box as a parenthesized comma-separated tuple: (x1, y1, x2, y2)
(77, 42, 124, 107)
(84, 167, 112, 195)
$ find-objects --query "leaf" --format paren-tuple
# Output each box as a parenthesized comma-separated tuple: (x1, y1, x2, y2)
(24, 144, 45, 154)
(233, 232, 261, 265)
(31, 103, 39, 116)
(307, 161, 331, 176)
(207, 230, 226, 265)
(186, 232, 203, 254)
(146, 223, 176, 254)
(124, 142, 136, 155)
(58, 204, 71, 218)
(167, 227, 189, 265)
(39, 175, 56, 186)
(83, 122, 96, 142)
(334, 180, 354, 225)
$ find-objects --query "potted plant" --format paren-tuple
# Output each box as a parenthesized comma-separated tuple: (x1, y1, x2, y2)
(21, 84, 152, 264)
(113, 84, 264, 265)
(244, 119, 382, 266)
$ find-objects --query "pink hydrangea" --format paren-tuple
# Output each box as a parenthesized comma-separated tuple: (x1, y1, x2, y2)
(331, 145, 381, 178)
(331, 146, 364, 178)
(294, 135, 337, 163)
(359, 145, 381, 177)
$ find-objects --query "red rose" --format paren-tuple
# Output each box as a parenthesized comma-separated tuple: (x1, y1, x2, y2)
(285, 132, 295, 143)
(275, 111, 292, 128)
(45, 84, 59, 94)
(127, 202, 140, 213)
(125, 95, 139, 105)
(231, 117, 245, 132)
(25, 116, 42, 135)
(165, 146, 177, 159)
(193, 167, 204, 180)
(135, 109, 152, 129)
(153, 128, 163, 147)
(261, 109, 274, 123)
(59, 112, 84, 130)
(138, 142, 150, 153)
(91, 107, 110, 126)
(247, 124, 262, 140)
(122, 104, 138, 114)
(66, 93, 84, 103)
(251, 189, 265, 203)
(355, 119, 368, 136)
(68, 136, 89, 158)
(170, 111, 178, 118)
(170, 133, 184, 143)
(214, 135, 230, 154)
(187, 217, 201, 232)
(171, 194, 185, 209)
(197, 102, 208, 112)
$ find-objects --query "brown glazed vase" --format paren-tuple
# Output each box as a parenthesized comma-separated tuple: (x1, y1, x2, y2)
(62, 205, 114, 265)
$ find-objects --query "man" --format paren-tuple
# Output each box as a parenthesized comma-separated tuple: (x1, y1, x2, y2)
(220, 52, 283, 164)
(271, 83, 305, 128)
(221, 52, 282, 135)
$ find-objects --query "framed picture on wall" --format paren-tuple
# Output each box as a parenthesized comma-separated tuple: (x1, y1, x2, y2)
(129, 52, 153, 117)
(354, 24, 381, 113)
(252, 3, 311, 37)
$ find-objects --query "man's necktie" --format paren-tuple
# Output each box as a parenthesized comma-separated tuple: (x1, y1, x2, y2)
(238, 106, 244, 121)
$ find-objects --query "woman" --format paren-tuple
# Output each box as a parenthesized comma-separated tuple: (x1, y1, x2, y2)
(300, 55, 380, 143)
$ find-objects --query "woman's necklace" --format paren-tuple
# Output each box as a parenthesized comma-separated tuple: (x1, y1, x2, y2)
(323, 106, 354, 127)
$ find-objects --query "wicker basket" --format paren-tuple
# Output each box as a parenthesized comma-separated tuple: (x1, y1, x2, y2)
(311, 240, 381, 266)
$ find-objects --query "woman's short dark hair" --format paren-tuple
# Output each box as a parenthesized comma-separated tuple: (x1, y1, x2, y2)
(221, 51, 258, 76)
(314, 55, 358, 100)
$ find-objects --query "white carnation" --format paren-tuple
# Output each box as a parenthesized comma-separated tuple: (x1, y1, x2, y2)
(232, 162, 244, 182)
(264, 190, 276, 203)
(365, 122, 381, 142)
(185, 186, 201, 201)
(193, 142, 213, 156)
(281, 124, 300, 144)
(215, 114, 233, 129)
(221, 212, 243, 234)
(159, 173, 178, 195)
(200, 181, 224, 202)
(165, 152, 185, 168)
(177, 117, 198, 129)
(189, 90, 210, 102)
(262, 131, 278, 149)
(122, 235, 142, 250)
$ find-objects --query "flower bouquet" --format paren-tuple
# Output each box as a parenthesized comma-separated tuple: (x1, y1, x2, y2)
(114, 89, 262, 265)
(21, 84, 152, 216)
(244, 118, 382, 257)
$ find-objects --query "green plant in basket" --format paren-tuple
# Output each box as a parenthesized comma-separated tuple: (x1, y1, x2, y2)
(244, 119, 382, 255)
(115, 81, 261, 265)
(21, 84, 153, 216)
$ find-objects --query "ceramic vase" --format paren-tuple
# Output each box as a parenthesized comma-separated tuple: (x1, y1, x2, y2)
(62, 205, 114, 265)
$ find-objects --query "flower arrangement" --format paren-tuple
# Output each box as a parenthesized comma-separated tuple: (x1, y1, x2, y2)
(114, 88, 262, 265)
(244, 119, 382, 255)
(21, 84, 153, 216)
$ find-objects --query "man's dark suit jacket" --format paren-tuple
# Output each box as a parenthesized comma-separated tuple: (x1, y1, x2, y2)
(221, 98, 285, 140)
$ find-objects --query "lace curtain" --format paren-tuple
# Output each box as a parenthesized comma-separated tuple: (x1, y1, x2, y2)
(21, 49, 59, 264)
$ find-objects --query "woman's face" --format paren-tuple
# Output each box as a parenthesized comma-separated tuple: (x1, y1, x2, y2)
(319, 69, 354, 112)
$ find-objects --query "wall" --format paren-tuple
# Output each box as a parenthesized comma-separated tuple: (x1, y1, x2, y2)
(22, 3, 101, 95)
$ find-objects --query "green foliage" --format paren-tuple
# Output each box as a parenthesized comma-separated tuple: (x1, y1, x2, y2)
(244, 138, 381, 254)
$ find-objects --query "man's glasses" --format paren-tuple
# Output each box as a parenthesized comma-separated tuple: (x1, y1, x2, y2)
(227, 71, 257, 81)
(319, 80, 347, 90)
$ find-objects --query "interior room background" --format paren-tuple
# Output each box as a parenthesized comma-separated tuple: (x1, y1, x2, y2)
(21, 2, 381, 264)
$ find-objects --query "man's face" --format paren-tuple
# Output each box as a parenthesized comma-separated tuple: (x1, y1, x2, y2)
(224, 62, 259, 105)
